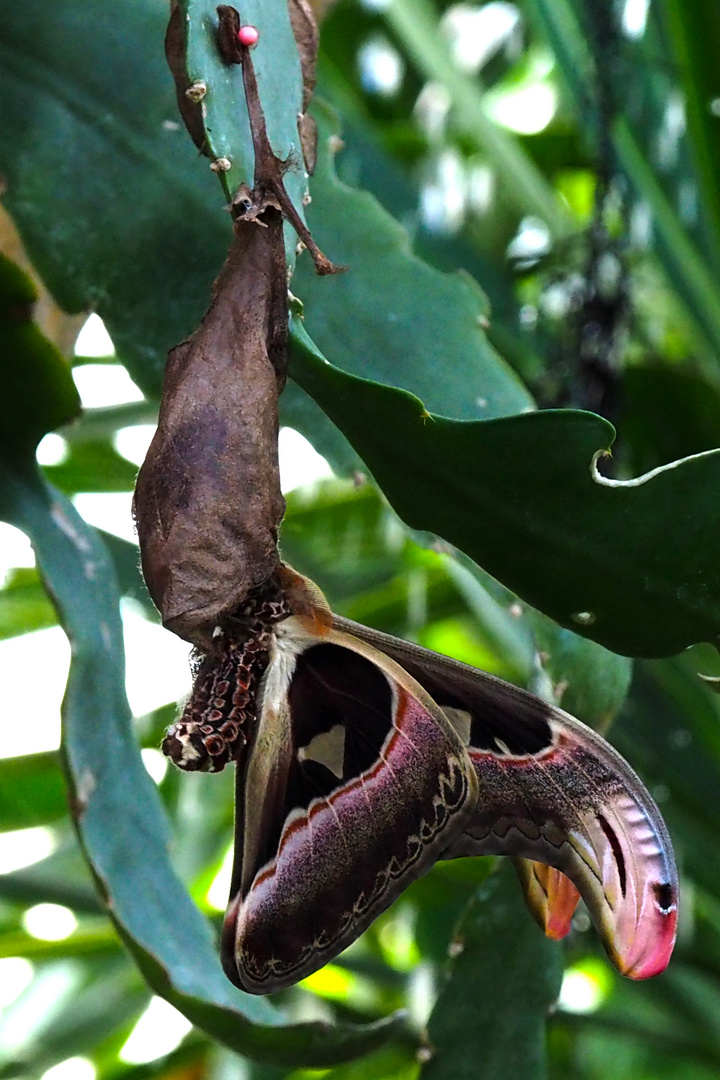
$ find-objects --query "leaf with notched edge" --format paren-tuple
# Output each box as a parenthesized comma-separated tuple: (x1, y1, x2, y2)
(290, 320, 720, 658)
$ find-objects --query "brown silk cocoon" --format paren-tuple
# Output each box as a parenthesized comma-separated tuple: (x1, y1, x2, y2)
(133, 206, 288, 647)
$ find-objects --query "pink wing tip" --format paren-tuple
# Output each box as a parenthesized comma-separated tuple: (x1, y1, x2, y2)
(618, 902, 678, 980)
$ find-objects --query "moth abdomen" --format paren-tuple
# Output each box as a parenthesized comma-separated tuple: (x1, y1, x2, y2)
(162, 585, 291, 773)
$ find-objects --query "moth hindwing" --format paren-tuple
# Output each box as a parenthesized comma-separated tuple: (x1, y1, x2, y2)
(335, 615, 678, 981)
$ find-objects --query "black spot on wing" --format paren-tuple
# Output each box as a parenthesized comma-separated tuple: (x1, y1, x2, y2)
(654, 881, 675, 913)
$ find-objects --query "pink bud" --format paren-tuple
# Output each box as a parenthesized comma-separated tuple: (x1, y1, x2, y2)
(237, 25, 259, 46)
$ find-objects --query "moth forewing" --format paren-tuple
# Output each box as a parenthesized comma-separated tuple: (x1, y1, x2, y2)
(222, 618, 479, 994)
(333, 614, 678, 980)
(449, 717, 678, 979)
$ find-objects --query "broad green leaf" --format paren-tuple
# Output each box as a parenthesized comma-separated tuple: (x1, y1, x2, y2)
(409, 858, 495, 967)
(529, 617, 632, 730)
(292, 106, 534, 423)
(440, 559, 537, 684)
(323, 103, 542, 384)
(0, 253, 79, 452)
(0, 0, 373, 474)
(0, 456, 403, 1065)
(0, 0, 539, 482)
(422, 862, 562, 1080)
(622, 364, 720, 476)
(289, 320, 720, 657)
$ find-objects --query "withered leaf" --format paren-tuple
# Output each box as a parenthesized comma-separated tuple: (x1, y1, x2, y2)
(164, 0, 209, 156)
(288, 0, 320, 174)
(288, 0, 318, 113)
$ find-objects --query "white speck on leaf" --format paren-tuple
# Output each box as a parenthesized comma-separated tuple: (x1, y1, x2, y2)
(51, 503, 93, 554)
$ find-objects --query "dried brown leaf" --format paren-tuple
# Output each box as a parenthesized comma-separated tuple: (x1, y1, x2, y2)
(165, 0, 209, 156)
(288, 0, 319, 174)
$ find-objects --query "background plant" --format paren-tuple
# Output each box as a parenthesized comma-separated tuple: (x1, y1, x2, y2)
(1, 0, 720, 1077)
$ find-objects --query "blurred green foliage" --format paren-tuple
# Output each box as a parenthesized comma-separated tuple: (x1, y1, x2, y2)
(1, 0, 720, 1077)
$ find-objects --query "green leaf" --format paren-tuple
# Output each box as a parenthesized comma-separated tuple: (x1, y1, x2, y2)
(0, 455, 403, 1066)
(179, 0, 307, 216)
(0, 0, 229, 396)
(410, 858, 495, 967)
(0, 567, 58, 639)
(290, 319, 720, 657)
(292, 106, 534, 423)
(421, 862, 562, 1080)
(0, 253, 80, 452)
(527, 0, 720, 358)
(530, 618, 632, 730)
(0, 0, 534, 478)
(43, 441, 138, 494)
(622, 363, 720, 476)
(382, 0, 572, 239)
(447, 559, 633, 728)
(0, 752, 66, 830)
